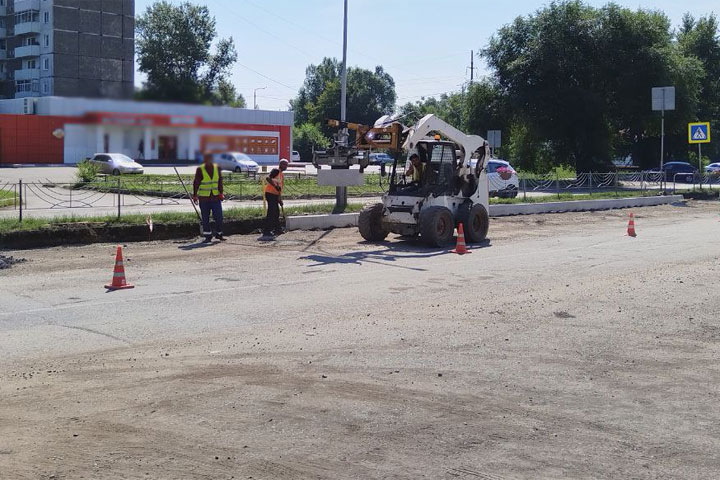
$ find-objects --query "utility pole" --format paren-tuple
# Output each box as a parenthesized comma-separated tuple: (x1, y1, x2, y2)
(253, 87, 266, 110)
(335, 0, 349, 211)
(470, 50, 474, 84)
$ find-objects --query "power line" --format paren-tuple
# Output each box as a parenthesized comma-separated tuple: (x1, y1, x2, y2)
(394, 75, 468, 86)
(229, 1, 471, 106)
(388, 53, 468, 69)
(396, 87, 465, 102)
(220, 1, 320, 62)
(242, 0, 341, 47)
(240, 0, 451, 81)
(234, 61, 298, 92)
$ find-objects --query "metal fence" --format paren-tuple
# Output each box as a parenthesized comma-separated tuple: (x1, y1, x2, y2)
(509, 171, 717, 201)
(0, 176, 387, 222)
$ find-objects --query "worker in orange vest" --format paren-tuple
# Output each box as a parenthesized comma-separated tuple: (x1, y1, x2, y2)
(192, 155, 225, 243)
(263, 159, 289, 237)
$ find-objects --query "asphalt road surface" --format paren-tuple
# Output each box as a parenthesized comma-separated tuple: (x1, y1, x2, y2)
(1, 202, 719, 479)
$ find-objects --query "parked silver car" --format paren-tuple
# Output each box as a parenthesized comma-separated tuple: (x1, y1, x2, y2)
(705, 163, 720, 175)
(89, 153, 144, 175)
(211, 152, 260, 173)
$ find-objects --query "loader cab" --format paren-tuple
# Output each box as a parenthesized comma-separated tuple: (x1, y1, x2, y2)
(389, 140, 460, 196)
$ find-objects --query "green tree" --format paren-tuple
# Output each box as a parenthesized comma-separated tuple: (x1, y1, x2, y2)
(211, 78, 247, 108)
(293, 123, 330, 162)
(136, 1, 238, 103)
(678, 14, 720, 159)
(398, 91, 468, 130)
(291, 58, 396, 136)
(397, 80, 505, 153)
(464, 80, 506, 138)
(483, 1, 702, 171)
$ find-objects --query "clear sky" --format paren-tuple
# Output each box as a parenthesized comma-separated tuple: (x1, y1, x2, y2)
(134, 0, 719, 111)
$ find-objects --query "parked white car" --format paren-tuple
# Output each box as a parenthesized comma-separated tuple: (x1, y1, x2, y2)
(369, 152, 394, 165)
(705, 163, 720, 175)
(88, 153, 144, 175)
(471, 158, 519, 198)
(291, 150, 302, 162)
(212, 152, 259, 173)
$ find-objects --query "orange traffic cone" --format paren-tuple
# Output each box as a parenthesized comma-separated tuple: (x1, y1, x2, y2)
(627, 213, 637, 238)
(105, 246, 135, 290)
(452, 223, 471, 255)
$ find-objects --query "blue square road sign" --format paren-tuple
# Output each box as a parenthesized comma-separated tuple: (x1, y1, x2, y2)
(688, 122, 711, 144)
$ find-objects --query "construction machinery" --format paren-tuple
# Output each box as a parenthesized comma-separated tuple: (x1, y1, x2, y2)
(314, 114, 491, 247)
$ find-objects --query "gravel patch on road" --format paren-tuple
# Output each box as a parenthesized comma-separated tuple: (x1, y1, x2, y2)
(0, 254, 25, 270)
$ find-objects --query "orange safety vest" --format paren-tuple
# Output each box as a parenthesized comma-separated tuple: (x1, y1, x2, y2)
(264, 171, 284, 196)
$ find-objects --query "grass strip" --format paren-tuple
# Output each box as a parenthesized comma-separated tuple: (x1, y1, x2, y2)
(0, 190, 16, 208)
(75, 174, 387, 199)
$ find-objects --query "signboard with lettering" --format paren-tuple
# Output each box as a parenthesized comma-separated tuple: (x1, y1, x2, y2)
(85, 112, 202, 128)
(201, 135, 279, 155)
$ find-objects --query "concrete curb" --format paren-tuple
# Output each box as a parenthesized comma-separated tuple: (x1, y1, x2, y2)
(489, 195, 684, 216)
(286, 213, 359, 231)
(285, 195, 684, 230)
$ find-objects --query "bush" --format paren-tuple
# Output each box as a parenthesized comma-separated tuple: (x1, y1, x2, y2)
(75, 159, 100, 183)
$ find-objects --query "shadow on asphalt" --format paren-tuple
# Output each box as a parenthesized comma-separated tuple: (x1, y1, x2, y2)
(177, 241, 218, 251)
(299, 238, 491, 271)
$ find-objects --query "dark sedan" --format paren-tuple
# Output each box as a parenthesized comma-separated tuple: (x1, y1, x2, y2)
(650, 162, 698, 183)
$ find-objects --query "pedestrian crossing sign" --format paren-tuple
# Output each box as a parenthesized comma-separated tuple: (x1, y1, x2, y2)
(688, 122, 711, 144)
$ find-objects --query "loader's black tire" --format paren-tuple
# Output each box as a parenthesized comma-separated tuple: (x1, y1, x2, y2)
(462, 203, 489, 243)
(419, 206, 455, 247)
(358, 203, 389, 242)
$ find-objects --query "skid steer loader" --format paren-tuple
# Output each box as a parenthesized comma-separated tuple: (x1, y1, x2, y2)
(313, 114, 491, 247)
(358, 114, 490, 247)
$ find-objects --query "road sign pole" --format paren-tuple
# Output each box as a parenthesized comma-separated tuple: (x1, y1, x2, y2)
(699, 143, 702, 190)
(652, 86, 675, 191)
(660, 108, 665, 172)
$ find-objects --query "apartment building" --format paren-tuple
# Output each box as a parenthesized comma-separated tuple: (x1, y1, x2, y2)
(0, 0, 134, 99)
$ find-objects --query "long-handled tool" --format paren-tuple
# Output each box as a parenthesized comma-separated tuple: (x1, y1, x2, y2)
(280, 203, 287, 234)
(174, 167, 202, 234)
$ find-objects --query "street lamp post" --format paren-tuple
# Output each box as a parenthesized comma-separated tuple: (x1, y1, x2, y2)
(335, 0, 349, 210)
(254, 87, 267, 110)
